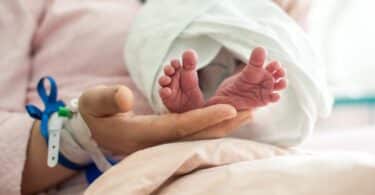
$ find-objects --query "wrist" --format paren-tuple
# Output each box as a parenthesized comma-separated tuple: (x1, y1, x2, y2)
(22, 121, 76, 195)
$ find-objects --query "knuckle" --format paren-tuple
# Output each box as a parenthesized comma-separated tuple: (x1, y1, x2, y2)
(78, 93, 90, 111)
(174, 127, 189, 138)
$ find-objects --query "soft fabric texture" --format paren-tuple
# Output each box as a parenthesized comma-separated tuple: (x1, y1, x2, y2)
(85, 138, 375, 195)
(0, 0, 145, 194)
(125, 0, 333, 147)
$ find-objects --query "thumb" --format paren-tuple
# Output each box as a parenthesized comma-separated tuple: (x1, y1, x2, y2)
(79, 85, 134, 117)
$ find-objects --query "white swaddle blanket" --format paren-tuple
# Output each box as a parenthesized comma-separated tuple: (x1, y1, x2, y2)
(125, 0, 333, 146)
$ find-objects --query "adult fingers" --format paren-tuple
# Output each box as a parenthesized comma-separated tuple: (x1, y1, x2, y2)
(182, 110, 252, 141)
(79, 85, 134, 117)
(86, 104, 237, 152)
(119, 104, 238, 143)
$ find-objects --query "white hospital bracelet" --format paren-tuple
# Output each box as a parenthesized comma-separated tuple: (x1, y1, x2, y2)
(64, 99, 112, 172)
(47, 113, 65, 167)
(59, 128, 92, 165)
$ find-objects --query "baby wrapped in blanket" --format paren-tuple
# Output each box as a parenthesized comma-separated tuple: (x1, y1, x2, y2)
(125, 0, 333, 146)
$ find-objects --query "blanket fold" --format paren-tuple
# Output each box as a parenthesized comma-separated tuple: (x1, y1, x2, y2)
(85, 139, 375, 195)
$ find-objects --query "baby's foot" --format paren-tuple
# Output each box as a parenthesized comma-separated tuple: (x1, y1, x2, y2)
(159, 50, 205, 113)
(206, 47, 287, 111)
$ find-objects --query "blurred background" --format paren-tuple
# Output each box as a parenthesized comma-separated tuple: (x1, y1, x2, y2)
(302, 0, 375, 153)
(308, 0, 375, 130)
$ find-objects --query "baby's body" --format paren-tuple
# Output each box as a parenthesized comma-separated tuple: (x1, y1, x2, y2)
(158, 47, 287, 113)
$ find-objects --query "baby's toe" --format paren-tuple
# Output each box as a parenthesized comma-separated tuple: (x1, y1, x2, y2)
(159, 87, 172, 99)
(273, 67, 286, 80)
(182, 49, 198, 70)
(164, 65, 176, 76)
(269, 93, 280, 102)
(159, 76, 172, 87)
(249, 47, 267, 68)
(274, 79, 287, 91)
(266, 61, 281, 73)
(171, 59, 181, 69)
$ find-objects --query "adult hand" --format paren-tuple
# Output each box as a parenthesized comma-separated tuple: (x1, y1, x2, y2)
(79, 85, 251, 155)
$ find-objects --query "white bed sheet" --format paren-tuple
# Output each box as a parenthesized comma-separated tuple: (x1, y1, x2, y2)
(302, 126, 375, 155)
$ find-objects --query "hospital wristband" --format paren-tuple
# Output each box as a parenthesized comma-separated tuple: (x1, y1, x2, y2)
(25, 76, 91, 170)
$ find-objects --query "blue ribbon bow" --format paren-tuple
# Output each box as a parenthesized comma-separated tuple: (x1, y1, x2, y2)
(26, 76, 65, 140)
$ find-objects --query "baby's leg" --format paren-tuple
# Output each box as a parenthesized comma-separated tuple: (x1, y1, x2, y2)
(159, 50, 205, 113)
(206, 47, 287, 110)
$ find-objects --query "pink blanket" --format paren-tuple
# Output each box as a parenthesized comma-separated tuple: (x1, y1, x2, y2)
(85, 138, 375, 195)
(0, 0, 146, 194)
